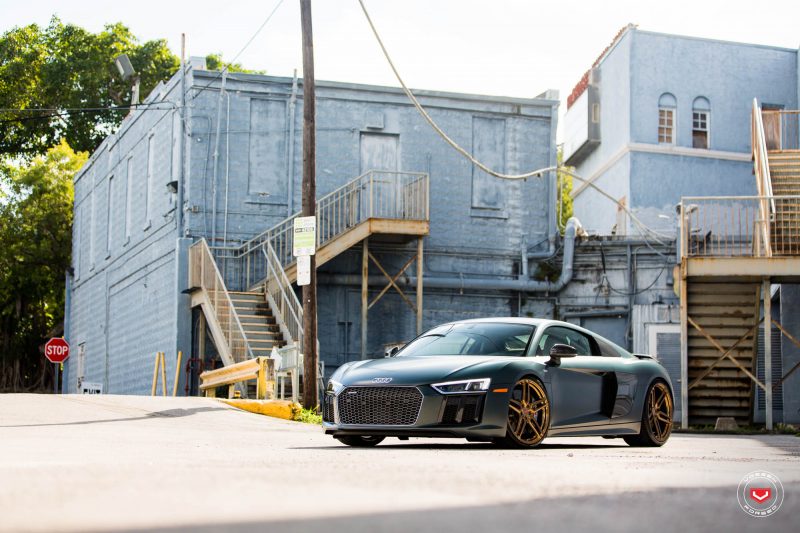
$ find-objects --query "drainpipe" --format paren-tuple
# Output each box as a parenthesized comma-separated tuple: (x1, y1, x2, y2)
(320, 218, 582, 293)
(286, 70, 299, 217)
(222, 91, 231, 245)
(210, 70, 228, 245)
(62, 269, 72, 393)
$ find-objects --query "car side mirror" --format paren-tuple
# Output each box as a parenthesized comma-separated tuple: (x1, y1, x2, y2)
(389, 346, 402, 357)
(548, 344, 578, 366)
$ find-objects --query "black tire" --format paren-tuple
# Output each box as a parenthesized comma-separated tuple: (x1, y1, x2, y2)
(497, 377, 551, 448)
(334, 435, 385, 447)
(624, 380, 673, 447)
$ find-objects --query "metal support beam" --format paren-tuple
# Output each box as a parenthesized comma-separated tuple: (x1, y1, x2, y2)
(764, 279, 773, 430)
(361, 238, 368, 360)
(417, 237, 424, 335)
(680, 262, 688, 429)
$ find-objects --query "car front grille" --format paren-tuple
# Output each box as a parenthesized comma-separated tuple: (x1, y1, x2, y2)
(439, 395, 484, 425)
(337, 386, 423, 425)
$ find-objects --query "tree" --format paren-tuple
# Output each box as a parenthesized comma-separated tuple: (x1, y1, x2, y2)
(0, 141, 86, 391)
(204, 53, 265, 74)
(0, 17, 179, 157)
(557, 147, 574, 233)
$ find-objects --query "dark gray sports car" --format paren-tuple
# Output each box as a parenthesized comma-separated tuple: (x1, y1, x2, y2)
(323, 318, 674, 448)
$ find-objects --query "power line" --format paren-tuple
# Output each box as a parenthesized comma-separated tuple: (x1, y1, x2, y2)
(190, 0, 286, 100)
(0, 102, 177, 126)
(357, 0, 552, 181)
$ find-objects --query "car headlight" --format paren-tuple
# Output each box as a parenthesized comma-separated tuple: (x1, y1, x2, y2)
(432, 378, 491, 394)
(326, 379, 344, 394)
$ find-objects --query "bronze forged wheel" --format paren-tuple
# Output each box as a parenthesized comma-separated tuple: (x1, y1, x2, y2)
(625, 380, 673, 447)
(502, 378, 550, 448)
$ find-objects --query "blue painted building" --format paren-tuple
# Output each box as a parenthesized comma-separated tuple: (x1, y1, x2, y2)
(564, 26, 799, 235)
(64, 64, 560, 394)
(563, 27, 800, 424)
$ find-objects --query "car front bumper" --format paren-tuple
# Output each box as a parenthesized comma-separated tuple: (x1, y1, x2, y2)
(322, 384, 510, 439)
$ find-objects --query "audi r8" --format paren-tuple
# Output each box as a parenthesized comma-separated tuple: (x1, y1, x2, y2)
(322, 318, 674, 448)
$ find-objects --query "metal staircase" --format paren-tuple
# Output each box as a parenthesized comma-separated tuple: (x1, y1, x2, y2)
(677, 101, 800, 428)
(764, 113, 800, 255)
(189, 170, 429, 373)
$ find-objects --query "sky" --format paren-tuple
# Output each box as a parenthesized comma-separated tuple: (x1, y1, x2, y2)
(1, 0, 799, 125)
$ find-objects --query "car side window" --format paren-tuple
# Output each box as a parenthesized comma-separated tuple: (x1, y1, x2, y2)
(536, 326, 592, 356)
(595, 336, 622, 357)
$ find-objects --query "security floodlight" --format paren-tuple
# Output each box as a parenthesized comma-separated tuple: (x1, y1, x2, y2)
(114, 54, 136, 80)
(113, 54, 140, 106)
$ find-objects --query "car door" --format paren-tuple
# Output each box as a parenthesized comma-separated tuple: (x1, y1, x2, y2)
(535, 325, 614, 427)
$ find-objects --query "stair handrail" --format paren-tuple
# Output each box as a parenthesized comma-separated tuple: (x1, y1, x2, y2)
(262, 240, 304, 349)
(189, 239, 256, 363)
(751, 99, 774, 257)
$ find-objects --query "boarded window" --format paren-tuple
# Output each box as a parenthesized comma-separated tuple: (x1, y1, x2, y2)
(360, 133, 398, 173)
(471, 117, 505, 209)
(248, 99, 287, 197)
(692, 97, 710, 149)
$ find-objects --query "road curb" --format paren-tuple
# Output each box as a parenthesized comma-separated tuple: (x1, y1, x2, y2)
(219, 399, 301, 421)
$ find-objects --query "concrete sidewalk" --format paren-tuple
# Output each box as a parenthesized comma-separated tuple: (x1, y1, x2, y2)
(1, 394, 798, 532)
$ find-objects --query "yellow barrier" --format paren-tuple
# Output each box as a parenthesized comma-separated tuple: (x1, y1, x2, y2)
(219, 399, 300, 421)
(199, 357, 275, 399)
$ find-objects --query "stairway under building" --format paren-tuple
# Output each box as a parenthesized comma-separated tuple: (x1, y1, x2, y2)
(678, 101, 800, 428)
(187, 170, 429, 398)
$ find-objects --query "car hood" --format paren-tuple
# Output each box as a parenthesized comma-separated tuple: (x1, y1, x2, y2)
(335, 355, 525, 386)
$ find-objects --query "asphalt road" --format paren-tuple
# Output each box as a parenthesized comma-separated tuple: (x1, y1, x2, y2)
(1, 394, 798, 533)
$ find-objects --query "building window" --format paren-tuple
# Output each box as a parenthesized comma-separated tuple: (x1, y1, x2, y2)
(692, 97, 710, 149)
(658, 93, 677, 145)
(125, 157, 133, 241)
(106, 175, 114, 256)
(145, 134, 155, 227)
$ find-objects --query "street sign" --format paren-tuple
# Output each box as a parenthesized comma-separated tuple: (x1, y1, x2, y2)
(297, 255, 311, 286)
(293, 216, 316, 256)
(44, 338, 70, 364)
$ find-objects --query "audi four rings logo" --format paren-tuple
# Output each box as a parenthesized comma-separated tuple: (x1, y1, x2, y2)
(373, 377, 393, 384)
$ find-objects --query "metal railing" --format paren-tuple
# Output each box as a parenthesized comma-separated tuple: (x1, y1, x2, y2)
(263, 241, 304, 350)
(762, 109, 800, 152)
(189, 239, 255, 363)
(211, 170, 429, 291)
(752, 100, 775, 256)
(680, 195, 800, 258)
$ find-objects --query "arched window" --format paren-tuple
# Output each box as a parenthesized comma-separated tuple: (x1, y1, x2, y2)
(692, 97, 710, 149)
(658, 93, 677, 145)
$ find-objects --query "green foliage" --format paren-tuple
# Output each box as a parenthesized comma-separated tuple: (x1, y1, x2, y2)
(204, 53, 265, 75)
(294, 406, 323, 425)
(0, 17, 179, 157)
(556, 147, 574, 234)
(0, 141, 86, 390)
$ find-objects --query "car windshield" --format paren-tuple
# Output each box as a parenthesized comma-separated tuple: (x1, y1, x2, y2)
(397, 323, 536, 357)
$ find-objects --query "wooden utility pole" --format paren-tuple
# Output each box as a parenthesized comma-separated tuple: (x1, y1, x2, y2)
(300, 0, 318, 410)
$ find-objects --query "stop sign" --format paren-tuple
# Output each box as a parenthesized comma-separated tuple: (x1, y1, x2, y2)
(44, 338, 70, 364)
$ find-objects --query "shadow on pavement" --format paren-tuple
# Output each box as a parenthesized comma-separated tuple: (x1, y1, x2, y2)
(0, 406, 227, 428)
(115, 484, 797, 533)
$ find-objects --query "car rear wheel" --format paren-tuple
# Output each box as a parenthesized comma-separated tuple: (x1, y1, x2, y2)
(624, 380, 673, 447)
(498, 378, 550, 448)
(334, 435, 385, 447)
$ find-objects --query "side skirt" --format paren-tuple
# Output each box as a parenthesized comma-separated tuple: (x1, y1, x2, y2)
(547, 421, 641, 437)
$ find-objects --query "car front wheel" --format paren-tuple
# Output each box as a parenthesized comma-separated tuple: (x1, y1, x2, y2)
(498, 377, 550, 448)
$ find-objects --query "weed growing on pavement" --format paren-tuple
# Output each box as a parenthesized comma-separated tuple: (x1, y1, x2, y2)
(295, 407, 322, 425)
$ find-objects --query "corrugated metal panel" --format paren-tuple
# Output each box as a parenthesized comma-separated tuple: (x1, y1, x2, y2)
(656, 332, 681, 419)
(631, 304, 679, 354)
(756, 325, 784, 421)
